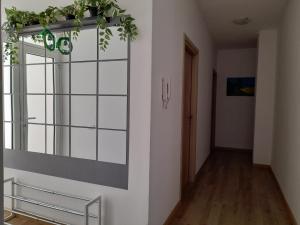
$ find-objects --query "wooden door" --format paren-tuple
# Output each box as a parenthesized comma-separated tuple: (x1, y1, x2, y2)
(181, 48, 194, 195)
(210, 70, 217, 152)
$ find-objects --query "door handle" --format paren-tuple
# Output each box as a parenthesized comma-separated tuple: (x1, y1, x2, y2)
(23, 117, 37, 127)
(27, 117, 37, 120)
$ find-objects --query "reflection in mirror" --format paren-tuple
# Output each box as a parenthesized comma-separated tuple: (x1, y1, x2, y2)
(55, 96, 69, 126)
(4, 95, 12, 122)
(4, 122, 12, 149)
(53, 63, 69, 95)
(3, 66, 12, 93)
(3, 27, 129, 165)
(71, 96, 96, 127)
(46, 95, 53, 125)
(46, 125, 54, 155)
(72, 29, 97, 61)
(26, 64, 45, 93)
(71, 128, 96, 160)
(27, 124, 45, 153)
(71, 63, 97, 94)
(99, 27, 128, 60)
(56, 127, 70, 157)
(98, 130, 126, 164)
(26, 53, 46, 64)
(27, 95, 45, 123)
(99, 96, 127, 130)
(99, 61, 127, 95)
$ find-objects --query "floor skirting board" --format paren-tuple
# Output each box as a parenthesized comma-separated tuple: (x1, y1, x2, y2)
(163, 201, 182, 225)
(254, 163, 298, 225)
(214, 146, 253, 152)
(163, 154, 211, 225)
(268, 167, 299, 225)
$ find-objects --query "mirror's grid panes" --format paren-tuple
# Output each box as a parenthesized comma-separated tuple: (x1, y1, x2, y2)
(3, 27, 129, 165)
(3, 48, 14, 149)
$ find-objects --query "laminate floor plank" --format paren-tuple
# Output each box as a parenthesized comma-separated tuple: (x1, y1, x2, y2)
(172, 150, 293, 225)
(4, 211, 52, 225)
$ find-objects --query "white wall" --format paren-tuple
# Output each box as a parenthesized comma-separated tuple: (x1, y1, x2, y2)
(3, 0, 153, 224)
(272, 0, 300, 223)
(253, 29, 278, 165)
(149, 0, 216, 224)
(215, 48, 257, 150)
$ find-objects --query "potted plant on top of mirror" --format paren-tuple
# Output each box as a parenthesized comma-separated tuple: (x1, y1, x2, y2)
(39, 6, 60, 27)
(58, 1, 86, 39)
(60, 5, 77, 20)
(86, 0, 99, 17)
(95, 0, 123, 50)
(3, 0, 139, 63)
(2, 7, 29, 63)
(96, 1, 138, 49)
(4, 7, 28, 29)
(85, 0, 120, 21)
(26, 12, 40, 26)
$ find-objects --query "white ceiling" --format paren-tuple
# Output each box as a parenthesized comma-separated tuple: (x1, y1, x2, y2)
(197, 0, 288, 48)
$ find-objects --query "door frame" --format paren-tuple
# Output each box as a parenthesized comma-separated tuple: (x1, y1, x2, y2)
(180, 34, 199, 198)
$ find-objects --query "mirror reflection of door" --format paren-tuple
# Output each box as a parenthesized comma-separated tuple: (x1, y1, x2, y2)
(24, 46, 58, 155)
(4, 38, 65, 155)
(3, 28, 129, 165)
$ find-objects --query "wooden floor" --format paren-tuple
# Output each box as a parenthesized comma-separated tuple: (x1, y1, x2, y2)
(172, 150, 293, 225)
(4, 211, 52, 225)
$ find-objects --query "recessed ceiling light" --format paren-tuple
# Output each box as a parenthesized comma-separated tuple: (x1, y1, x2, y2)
(232, 17, 251, 26)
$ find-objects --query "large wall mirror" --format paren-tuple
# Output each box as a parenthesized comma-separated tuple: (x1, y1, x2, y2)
(3, 18, 130, 189)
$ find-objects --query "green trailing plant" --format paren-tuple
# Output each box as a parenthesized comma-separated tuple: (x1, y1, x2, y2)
(59, 4, 80, 39)
(93, 0, 138, 50)
(95, 0, 117, 50)
(2, 7, 32, 63)
(72, 0, 88, 39)
(86, 0, 99, 17)
(26, 12, 40, 26)
(87, 0, 98, 7)
(33, 6, 60, 44)
(3, 0, 138, 64)
(39, 6, 59, 27)
(118, 13, 138, 41)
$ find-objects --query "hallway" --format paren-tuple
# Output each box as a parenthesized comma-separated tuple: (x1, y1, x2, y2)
(172, 150, 293, 225)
